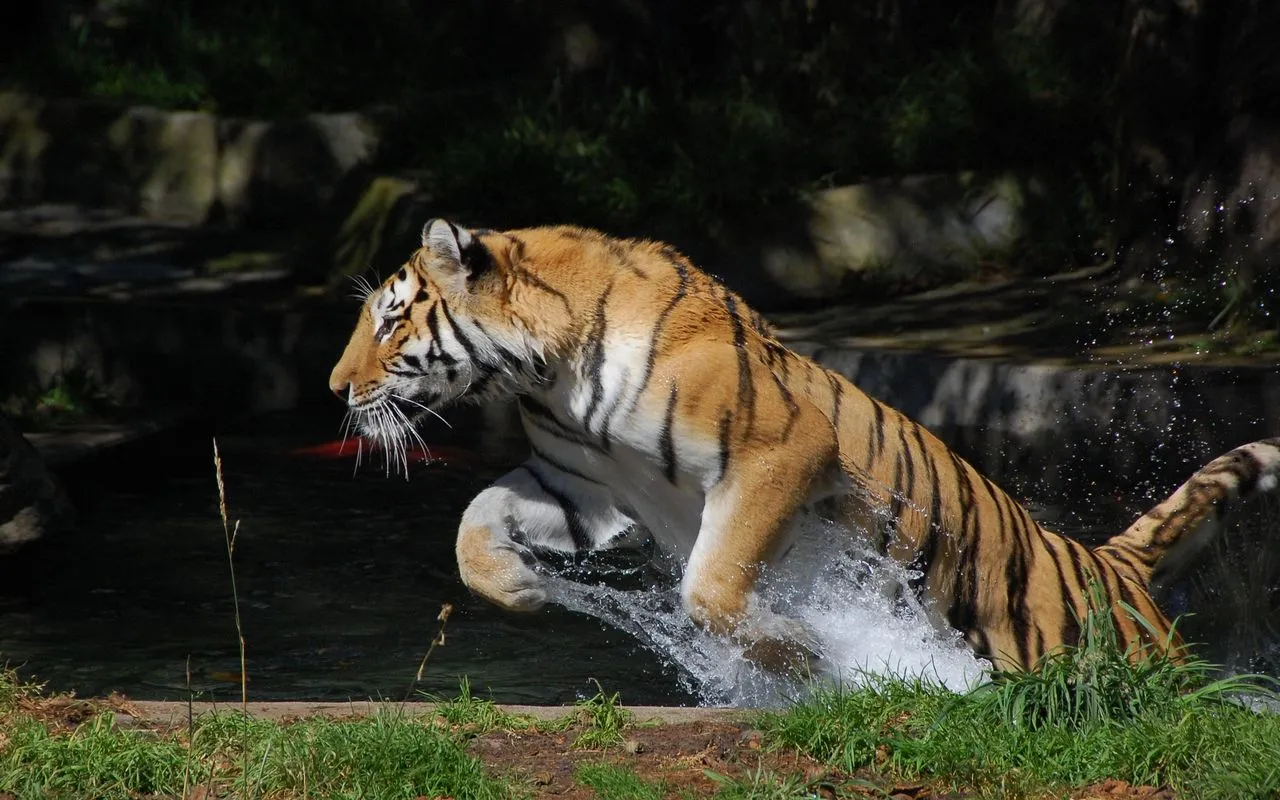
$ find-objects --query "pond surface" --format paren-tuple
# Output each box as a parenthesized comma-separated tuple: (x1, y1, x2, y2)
(1, 408, 1276, 706)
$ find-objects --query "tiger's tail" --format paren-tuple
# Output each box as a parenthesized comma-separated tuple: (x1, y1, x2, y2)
(1097, 438, 1280, 590)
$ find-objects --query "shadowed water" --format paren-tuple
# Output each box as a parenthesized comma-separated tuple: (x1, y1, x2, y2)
(0, 409, 1276, 707)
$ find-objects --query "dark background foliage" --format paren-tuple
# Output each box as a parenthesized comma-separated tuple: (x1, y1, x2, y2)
(5, 0, 1279, 327)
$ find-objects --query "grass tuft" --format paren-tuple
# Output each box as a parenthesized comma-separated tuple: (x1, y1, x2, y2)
(431, 676, 536, 734)
(0, 714, 196, 799)
(969, 582, 1276, 732)
(759, 594, 1280, 799)
(572, 680, 633, 750)
(575, 762, 665, 800)
(703, 763, 818, 799)
(0, 699, 511, 799)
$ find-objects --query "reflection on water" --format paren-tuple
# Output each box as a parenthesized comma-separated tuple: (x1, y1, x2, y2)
(0, 409, 1276, 706)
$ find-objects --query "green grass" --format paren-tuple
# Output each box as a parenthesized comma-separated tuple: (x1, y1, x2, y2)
(2, 367, 122, 428)
(703, 764, 827, 800)
(3, 597, 1280, 800)
(762, 676, 1280, 798)
(0, 704, 512, 800)
(0, 714, 191, 799)
(759, 603, 1280, 800)
(575, 762, 666, 800)
(430, 676, 537, 734)
(572, 681, 634, 750)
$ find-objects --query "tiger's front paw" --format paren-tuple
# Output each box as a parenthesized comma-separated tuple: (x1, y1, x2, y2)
(456, 525, 550, 613)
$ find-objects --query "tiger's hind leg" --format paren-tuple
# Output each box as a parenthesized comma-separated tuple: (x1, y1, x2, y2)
(456, 458, 634, 612)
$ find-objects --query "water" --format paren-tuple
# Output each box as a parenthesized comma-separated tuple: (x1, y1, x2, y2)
(0, 409, 697, 706)
(1, 408, 1277, 707)
(547, 525, 990, 707)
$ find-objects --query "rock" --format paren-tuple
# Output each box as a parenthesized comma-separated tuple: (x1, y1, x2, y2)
(721, 172, 1034, 304)
(307, 169, 1033, 307)
(0, 92, 385, 230)
(0, 411, 74, 554)
(108, 106, 219, 223)
(216, 111, 383, 229)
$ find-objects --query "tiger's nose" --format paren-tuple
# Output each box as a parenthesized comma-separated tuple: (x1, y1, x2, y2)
(329, 379, 351, 402)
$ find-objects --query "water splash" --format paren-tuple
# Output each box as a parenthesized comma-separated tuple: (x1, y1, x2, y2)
(545, 519, 990, 707)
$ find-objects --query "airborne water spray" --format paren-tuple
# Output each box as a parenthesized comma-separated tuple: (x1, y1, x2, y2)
(547, 516, 989, 707)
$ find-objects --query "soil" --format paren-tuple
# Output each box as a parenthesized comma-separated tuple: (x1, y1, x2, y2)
(466, 718, 1175, 800)
(469, 718, 915, 799)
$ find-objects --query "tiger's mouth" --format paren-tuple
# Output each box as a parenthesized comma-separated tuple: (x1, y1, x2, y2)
(342, 387, 453, 477)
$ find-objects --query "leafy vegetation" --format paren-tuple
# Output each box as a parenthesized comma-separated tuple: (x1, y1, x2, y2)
(430, 676, 537, 734)
(2, 367, 120, 428)
(572, 680, 635, 750)
(5, 1, 1115, 264)
(575, 762, 666, 800)
(0, 702, 508, 799)
(759, 599, 1280, 799)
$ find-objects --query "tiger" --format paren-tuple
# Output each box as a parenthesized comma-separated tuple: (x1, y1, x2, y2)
(328, 218, 1280, 674)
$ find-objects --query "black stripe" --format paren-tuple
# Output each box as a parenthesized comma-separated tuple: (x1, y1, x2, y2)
(660, 385, 680, 484)
(825, 370, 844, 425)
(1044, 540, 1082, 650)
(520, 465, 592, 551)
(1005, 536, 1032, 669)
(970, 630, 993, 663)
(425, 303, 443, 348)
(1099, 556, 1146, 645)
(908, 431, 944, 593)
(529, 443, 604, 486)
(1099, 542, 1152, 574)
(773, 373, 800, 438)
(883, 452, 906, 553)
(581, 281, 616, 431)
(596, 389, 626, 452)
(423, 304, 459, 367)
(715, 411, 733, 485)
(467, 316, 527, 377)
(884, 427, 917, 553)
(438, 299, 478, 364)
(1063, 540, 1098, 624)
(1079, 547, 1122, 633)
(723, 289, 757, 430)
(632, 260, 690, 408)
(608, 240, 647, 278)
(947, 471, 981, 638)
(869, 403, 886, 464)
(519, 398, 608, 454)
(981, 476, 1032, 669)
(506, 236, 573, 310)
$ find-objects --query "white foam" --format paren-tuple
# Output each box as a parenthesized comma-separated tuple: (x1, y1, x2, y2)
(546, 518, 991, 707)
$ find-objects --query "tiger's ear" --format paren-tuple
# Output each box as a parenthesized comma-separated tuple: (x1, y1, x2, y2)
(421, 219, 490, 289)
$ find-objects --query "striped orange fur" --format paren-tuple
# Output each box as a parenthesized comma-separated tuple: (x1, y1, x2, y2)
(329, 220, 1280, 674)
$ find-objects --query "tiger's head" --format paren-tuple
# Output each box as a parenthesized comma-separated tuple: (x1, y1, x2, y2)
(328, 219, 543, 461)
